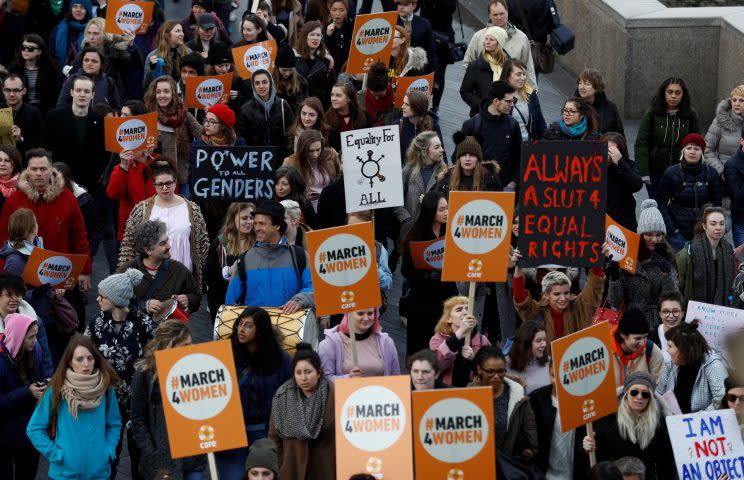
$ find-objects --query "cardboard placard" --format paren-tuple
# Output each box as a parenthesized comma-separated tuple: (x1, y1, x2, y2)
(441, 191, 515, 282)
(104, 112, 158, 153)
(335, 376, 413, 480)
(518, 141, 608, 268)
(154, 340, 248, 458)
(105, 0, 154, 35)
(666, 409, 744, 479)
(21, 248, 88, 290)
(552, 321, 617, 432)
(346, 12, 398, 74)
(341, 125, 403, 213)
(306, 222, 381, 317)
(409, 237, 445, 271)
(605, 215, 640, 274)
(189, 145, 276, 201)
(394, 73, 434, 108)
(412, 387, 496, 480)
(232, 40, 277, 79)
(685, 301, 744, 361)
(0, 107, 15, 146)
(184, 74, 232, 109)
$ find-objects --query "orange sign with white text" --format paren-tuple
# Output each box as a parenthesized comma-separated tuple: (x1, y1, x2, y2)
(21, 248, 88, 290)
(232, 40, 277, 79)
(335, 375, 413, 480)
(105, 0, 154, 35)
(442, 191, 515, 282)
(307, 222, 381, 317)
(104, 112, 158, 153)
(552, 321, 618, 432)
(605, 215, 640, 274)
(395, 73, 434, 108)
(347, 12, 398, 74)
(413, 387, 496, 480)
(154, 340, 247, 458)
(184, 74, 232, 109)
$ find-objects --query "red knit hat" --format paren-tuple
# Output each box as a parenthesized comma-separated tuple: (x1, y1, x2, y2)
(207, 104, 236, 129)
(681, 132, 705, 151)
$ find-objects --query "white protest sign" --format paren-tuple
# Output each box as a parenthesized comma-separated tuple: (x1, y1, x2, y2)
(685, 300, 744, 360)
(666, 409, 744, 480)
(341, 125, 404, 213)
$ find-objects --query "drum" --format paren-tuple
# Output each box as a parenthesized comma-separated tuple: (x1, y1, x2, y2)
(213, 305, 319, 354)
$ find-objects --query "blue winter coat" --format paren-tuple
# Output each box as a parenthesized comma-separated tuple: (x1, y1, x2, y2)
(234, 349, 292, 428)
(27, 386, 121, 480)
(0, 341, 45, 448)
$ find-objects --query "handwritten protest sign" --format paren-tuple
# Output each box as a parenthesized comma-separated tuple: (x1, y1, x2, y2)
(347, 12, 398, 74)
(307, 222, 380, 317)
(154, 340, 247, 458)
(104, 112, 158, 153)
(685, 301, 744, 360)
(232, 40, 277, 79)
(105, 0, 154, 35)
(409, 237, 445, 270)
(552, 321, 617, 432)
(394, 73, 434, 108)
(184, 74, 232, 109)
(21, 248, 88, 290)
(442, 191, 515, 282)
(605, 215, 640, 274)
(518, 141, 608, 268)
(666, 409, 744, 480)
(342, 126, 403, 213)
(335, 376, 413, 480)
(189, 145, 276, 201)
(412, 387, 496, 480)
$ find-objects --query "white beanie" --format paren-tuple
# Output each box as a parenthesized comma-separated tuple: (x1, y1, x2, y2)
(98, 269, 144, 307)
(636, 199, 666, 235)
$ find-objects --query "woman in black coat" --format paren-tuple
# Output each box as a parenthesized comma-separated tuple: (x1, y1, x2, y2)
(7, 34, 62, 115)
(500, 58, 547, 140)
(460, 26, 509, 117)
(295, 21, 336, 109)
(602, 132, 644, 231)
(542, 97, 600, 141)
(418, 0, 457, 111)
(576, 68, 624, 136)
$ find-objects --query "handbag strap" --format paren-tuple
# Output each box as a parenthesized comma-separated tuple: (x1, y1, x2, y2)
(546, 0, 562, 27)
(513, 0, 535, 42)
(142, 260, 169, 301)
(455, 1, 465, 40)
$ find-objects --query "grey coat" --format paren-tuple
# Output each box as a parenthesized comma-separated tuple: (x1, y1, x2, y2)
(705, 98, 744, 174)
(394, 162, 445, 225)
(656, 350, 728, 413)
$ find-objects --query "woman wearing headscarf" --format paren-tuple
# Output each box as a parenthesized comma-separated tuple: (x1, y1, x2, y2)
(49, 0, 93, 72)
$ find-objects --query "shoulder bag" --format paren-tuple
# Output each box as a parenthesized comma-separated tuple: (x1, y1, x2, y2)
(513, 0, 554, 73)
(547, 0, 575, 56)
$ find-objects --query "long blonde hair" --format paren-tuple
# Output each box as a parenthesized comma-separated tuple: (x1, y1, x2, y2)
(406, 131, 447, 176)
(616, 390, 660, 449)
(434, 296, 471, 336)
(82, 18, 113, 47)
(136, 321, 192, 378)
(220, 202, 257, 256)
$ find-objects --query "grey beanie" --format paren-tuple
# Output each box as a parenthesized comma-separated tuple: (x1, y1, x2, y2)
(637, 199, 666, 235)
(98, 269, 144, 307)
(245, 438, 279, 478)
(623, 371, 655, 395)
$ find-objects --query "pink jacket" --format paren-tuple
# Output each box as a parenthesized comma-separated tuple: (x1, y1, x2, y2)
(429, 332, 491, 386)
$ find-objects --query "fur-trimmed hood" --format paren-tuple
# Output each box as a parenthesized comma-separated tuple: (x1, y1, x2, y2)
(17, 166, 65, 203)
(400, 47, 428, 77)
(715, 98, 744, 133)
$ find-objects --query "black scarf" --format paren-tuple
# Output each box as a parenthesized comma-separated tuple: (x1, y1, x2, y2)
(691, 234, 734, 305)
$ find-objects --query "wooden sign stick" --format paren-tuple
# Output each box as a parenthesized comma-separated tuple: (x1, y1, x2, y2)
(466, 281, 476, 346)
(586, 422, 597, 466)
(207, 452, 219, 480)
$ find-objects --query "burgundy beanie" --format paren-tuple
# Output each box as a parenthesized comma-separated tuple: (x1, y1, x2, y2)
(681, 133, 705, 151)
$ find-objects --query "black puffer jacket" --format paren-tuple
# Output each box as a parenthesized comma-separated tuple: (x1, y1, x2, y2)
(657, 160, 722, 238)
(435, 161, 504, 197)
(606, 155, 644, 231)
(295, 55, 336, 108)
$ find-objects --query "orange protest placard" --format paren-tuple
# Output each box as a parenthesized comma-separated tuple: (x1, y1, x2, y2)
(409, 237, 445, 270)
(335, 375, 413, 480)
(105, 0, 154, 35)
(605, 215, 640, 274)
(412, 387, 496, 480)
(552, 321, 618, 432)
(21, 248, 88, 290)
(154, 340, 248, 458)
(184, 74, 232, 109)
(395, 73, 434, 108)
(307, 222, 381, 317)
(104, 112, 158, 153)
(346, 12, 398, 74)
(232, 40, 277, 79)
(442, 191, 515, 282)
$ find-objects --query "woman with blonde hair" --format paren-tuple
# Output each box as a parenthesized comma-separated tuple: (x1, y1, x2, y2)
(460, 26, 510, 116)
(500, 58, 547, 140)
(280, 199, 311, 248)
(282, 129, 339, 215)
(144, 21, 191, 88)
(395, 131, 447, 227)
(429, 296, 490, 387)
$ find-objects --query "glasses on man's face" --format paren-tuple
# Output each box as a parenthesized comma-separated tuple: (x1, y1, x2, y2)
(562, 108, 579, 115)
(660, 309, 682, 317)
(480, 368, 506, 377)
(203, 118, 221, 126)
(21, 45, 39, 52)
(503, 97, 517, 105)
(2, 88, 22, 94)
(628, 389, 650, 399)
(154, 180, 175, 189)
(727, 394, 744, 404)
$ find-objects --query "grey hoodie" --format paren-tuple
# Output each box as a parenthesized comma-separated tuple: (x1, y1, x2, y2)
(251, 68, 277, 121)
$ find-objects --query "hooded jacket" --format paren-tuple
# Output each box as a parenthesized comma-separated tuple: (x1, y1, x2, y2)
(435, 160, 504, 196)
(705, 98, 744, 173)
(399, 46, 428, 77)
(656, 350, 728, 412)
(634, 108, 701, 176)
(318, 325, 400, 381)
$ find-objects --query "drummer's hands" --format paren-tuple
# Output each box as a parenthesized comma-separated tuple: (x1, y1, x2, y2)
(281, 300, 301, 314)
(148, 299, 164, 314)
(174, 294, 189, 310)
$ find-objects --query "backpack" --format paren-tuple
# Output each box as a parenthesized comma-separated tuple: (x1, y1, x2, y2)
(669, 163, 711, 206)
(235, 245, 307, 305)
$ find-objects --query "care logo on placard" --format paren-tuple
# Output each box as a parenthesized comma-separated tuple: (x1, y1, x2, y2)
(341, 385, 406, 452)
(116, 118, 148, 150)
(423, 238, 445, 269)
(559, 336, 609, 397)
(314, 233, 371, 287)
(606, 224, 627, 261)
(452, 199, 507, 254)
(406, 78, 431, 96)
(354, 18, 392, 55)
(165, 353, 233, 421)
(419, 398, 489, 463)
(243, 45, 271, 73)
(37, 256, 73, 285)
(195, 78, 225, 108)
(115, 2, 145, 32)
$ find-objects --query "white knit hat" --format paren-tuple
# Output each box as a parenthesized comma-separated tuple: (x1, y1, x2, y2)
(636, 199, 666, 235)
(98, 269, 144, 307)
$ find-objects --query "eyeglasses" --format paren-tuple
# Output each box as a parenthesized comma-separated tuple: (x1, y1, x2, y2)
(2, 88, 23, 94)
(562, 108, 580, 115)
(21, 45, 39, 52)
(727, 394, 744, 403)
(154, 180, 175, 189)
(503, 98, 517, 104)
(203, 118, 221, 125)
(629, 389, 651, 399)
(480, 368, 506, 377)
(660, 309, 683, 317)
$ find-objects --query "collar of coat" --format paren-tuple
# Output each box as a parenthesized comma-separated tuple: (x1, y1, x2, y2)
(18, 166, 65, 203)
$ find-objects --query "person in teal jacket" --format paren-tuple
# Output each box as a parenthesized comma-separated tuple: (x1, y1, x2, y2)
(26, 334, 121, 480)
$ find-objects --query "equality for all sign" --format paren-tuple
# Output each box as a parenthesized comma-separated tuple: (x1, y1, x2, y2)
(518, 140, 608, 268)
(189, 145, 276, 201)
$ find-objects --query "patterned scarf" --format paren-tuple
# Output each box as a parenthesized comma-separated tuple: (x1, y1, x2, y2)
(0, 173, 18, 198)
(158, 103, 190, 167)
(691, 234, 734, 305)
(364, 85, 395, 127)
(201, 132, 230, 146)
(61, 368, 107, 419)
(271, 376, 329, 440)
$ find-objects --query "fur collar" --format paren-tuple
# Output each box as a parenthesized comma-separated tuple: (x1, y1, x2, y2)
(715, 98, 744, 132)
(406, 47, 428, 71)
(17, 166, 65, 203)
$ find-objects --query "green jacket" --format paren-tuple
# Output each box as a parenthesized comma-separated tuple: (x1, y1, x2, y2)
(634, 108, 700, 176)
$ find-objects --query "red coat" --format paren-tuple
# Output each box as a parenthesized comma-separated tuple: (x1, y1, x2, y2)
(106, 162, 156, 241)
(0, 168, 92, 273)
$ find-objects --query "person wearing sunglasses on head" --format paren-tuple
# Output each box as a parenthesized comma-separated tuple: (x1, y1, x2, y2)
(582, 372, 676, 480)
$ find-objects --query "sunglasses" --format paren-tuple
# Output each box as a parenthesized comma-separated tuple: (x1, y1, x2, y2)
(21, 45, 39, 52)
(727, 394, 744, 403)
(629, 389, 650, 399)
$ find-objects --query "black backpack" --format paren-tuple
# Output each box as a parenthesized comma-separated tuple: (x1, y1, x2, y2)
(234, 245, 307, 305)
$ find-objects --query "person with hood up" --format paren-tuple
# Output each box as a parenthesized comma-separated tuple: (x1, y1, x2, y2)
(49, 0, 93, 72)
(235, 69, 295, 168)
(705, 85, 744, 174)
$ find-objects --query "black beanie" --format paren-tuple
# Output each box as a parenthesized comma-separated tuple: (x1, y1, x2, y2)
(208, 42, 231, 66)
(618, 307, 648, 335)
(245, 438, 279, 477)
(275, 44, 297, 69)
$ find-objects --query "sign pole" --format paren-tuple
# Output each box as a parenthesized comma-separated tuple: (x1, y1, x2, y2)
(465, 281, 475, 346)
(586, 422, 596, 466)
(207, 452, 219, 479)
(350, 313, 358, 368)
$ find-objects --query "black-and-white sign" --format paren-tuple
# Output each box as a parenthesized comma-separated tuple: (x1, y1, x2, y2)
(190, 145, 276, 201)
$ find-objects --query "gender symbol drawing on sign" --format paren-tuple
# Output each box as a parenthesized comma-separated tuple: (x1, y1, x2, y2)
(357, 150, 386, 188)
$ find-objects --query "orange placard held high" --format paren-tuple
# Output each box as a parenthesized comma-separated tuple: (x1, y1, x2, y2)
(105, 0, 154, 35)
(346, 12, 398, 74)
(104, 112, 158, 153)
(307, 222, 381, 317)
(21, 248, 88, 290)
(184, 74, 232, 109)
(335, 376, 413, 480)
(154, 340, 248, 458)
(232, 40, 277, 79)
(605, 215, 640, 274)
(442, 191, 515, 282)
(413, 387, 496, 480)
(552, 322, 618, 432)
(394, 72, 434, 108)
